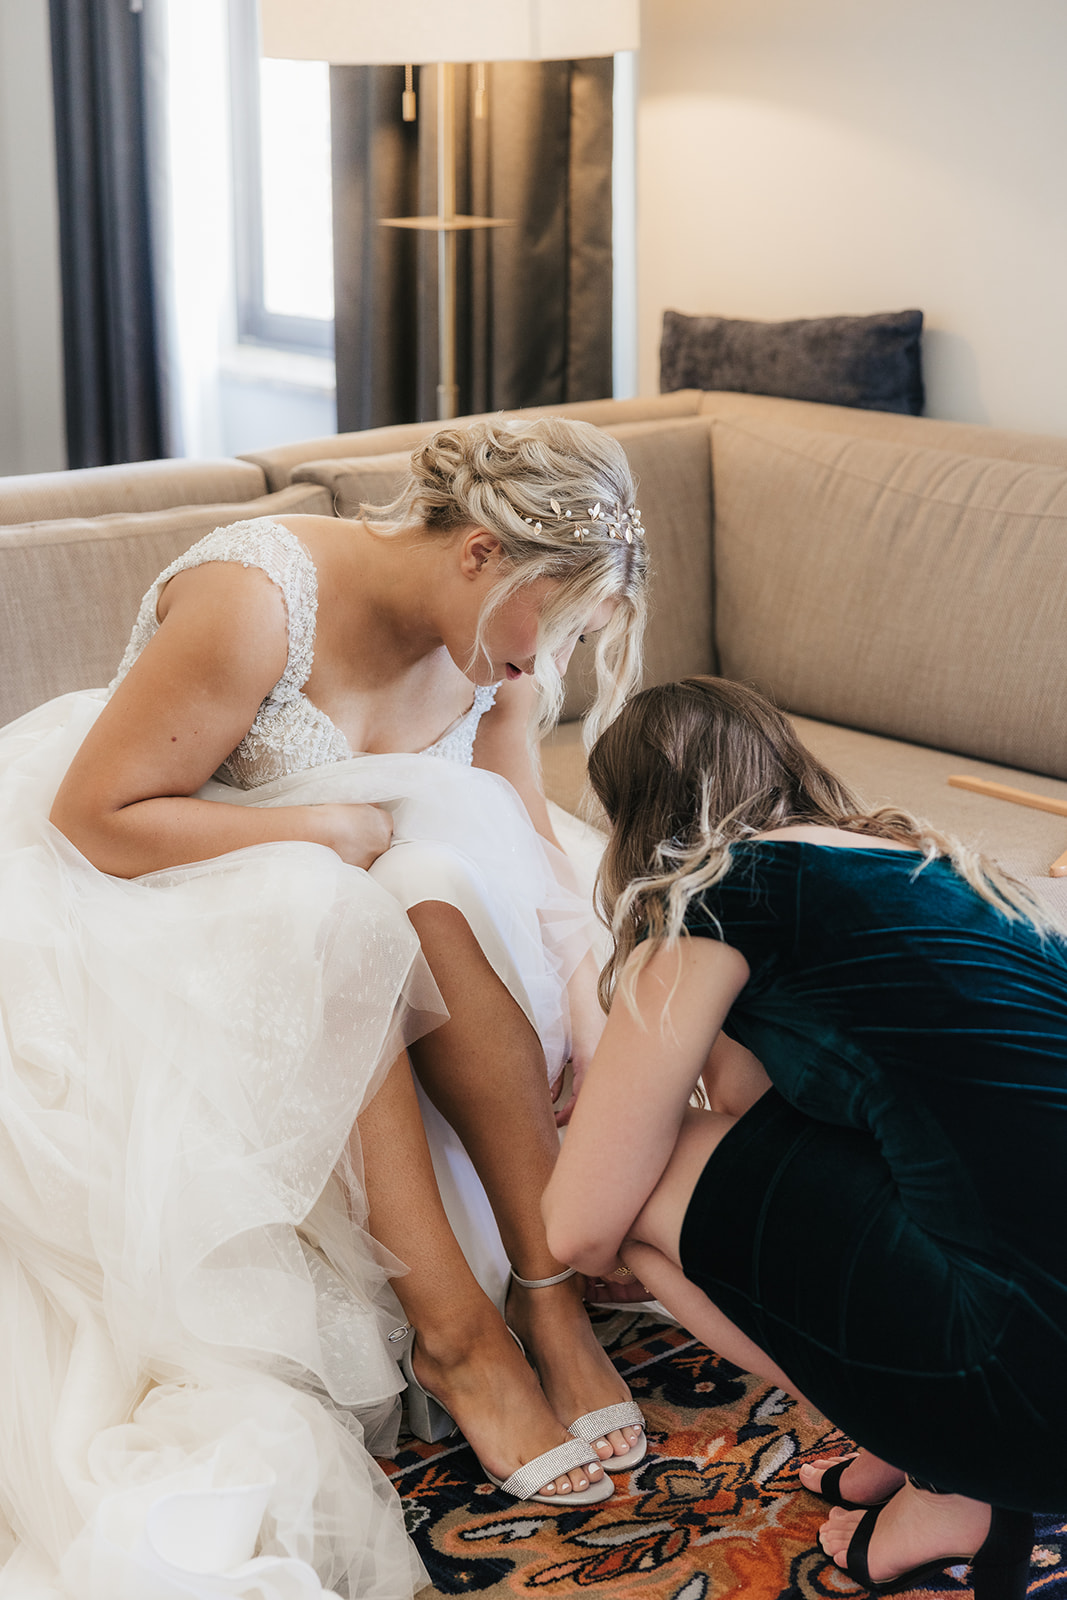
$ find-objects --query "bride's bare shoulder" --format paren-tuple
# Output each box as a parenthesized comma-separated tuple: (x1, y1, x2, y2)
(273, 514, 342, 536)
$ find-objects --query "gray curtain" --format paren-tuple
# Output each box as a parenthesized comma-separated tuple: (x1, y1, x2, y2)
(330, 60, 613, 430)
(48, 0, 164, 467)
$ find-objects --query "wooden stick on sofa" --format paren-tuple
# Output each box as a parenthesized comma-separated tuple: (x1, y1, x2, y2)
(947, 776, 1067, 878)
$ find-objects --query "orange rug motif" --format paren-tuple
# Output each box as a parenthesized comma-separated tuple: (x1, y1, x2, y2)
(377, 1311, 1067, 1600)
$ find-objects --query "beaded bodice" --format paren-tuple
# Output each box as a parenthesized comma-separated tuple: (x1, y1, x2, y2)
(108, 518, 498, 789)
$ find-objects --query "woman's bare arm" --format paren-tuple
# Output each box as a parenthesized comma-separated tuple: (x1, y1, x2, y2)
(50, 563, 391, 877)
(543, 936, 750, 1276)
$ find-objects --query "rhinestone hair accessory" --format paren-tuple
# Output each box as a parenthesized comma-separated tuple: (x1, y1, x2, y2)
(522, 497, 645, 545)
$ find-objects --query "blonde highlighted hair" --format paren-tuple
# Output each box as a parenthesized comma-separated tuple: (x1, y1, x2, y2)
(362, 416, 649, 744)
(589, 676, 1058, 1011)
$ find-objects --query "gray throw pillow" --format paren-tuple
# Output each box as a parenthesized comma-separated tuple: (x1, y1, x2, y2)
(660, 307, 924, 415)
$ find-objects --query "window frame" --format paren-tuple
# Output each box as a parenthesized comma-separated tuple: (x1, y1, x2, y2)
(227, 0, 335, 358)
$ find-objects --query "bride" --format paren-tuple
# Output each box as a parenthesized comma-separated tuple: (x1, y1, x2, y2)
(0, 417, 648, 1599)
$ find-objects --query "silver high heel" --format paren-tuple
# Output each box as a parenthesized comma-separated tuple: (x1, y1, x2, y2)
(508, 1267, 648, 1473)
(393, 1322, 614, 1507)
(396, 1329, 457, 1444)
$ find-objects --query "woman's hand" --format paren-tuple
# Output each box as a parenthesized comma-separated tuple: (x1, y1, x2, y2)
(317, 803, 394, 869)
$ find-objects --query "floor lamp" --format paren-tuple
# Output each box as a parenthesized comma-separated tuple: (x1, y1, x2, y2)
(259, 1, 639, 420)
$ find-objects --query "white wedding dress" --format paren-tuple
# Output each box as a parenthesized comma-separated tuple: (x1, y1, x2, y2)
(0, 521, 599, 1600)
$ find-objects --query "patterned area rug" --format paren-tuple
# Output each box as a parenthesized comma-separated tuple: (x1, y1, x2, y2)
(378, 1311, 1067, 1600)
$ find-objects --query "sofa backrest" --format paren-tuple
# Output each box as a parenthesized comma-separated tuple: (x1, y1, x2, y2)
(0, 457, 268, 526)
(0, 483, 330, 727)
(698, 390, 1067, 469)
(240, 392, 704, 492)
(711, 414, 1067, 780)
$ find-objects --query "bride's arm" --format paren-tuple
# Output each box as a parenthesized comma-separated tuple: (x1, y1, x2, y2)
(473, 678, 606, 1115)
(50, 563, 391, 878)
(470, 675, 557, 841)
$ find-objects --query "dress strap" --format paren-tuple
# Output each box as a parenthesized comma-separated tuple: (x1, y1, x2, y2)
(109, 518, 318, 702)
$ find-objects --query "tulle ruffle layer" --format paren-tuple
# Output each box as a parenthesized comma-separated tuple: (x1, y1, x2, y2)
(0, 691, 592, 1599)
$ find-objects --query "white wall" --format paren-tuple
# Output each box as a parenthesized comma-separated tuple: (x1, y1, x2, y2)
(638, 0, 1067, 431)
(0, 0, 65, 475)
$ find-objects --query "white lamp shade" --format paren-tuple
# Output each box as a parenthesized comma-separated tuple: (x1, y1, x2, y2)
(259, 0, 639, 64)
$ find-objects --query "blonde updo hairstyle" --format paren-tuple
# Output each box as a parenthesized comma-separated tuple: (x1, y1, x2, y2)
(362, 417, 649, 744)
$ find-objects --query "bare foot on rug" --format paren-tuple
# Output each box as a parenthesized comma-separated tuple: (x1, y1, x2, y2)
(820, 1481, 992, 1584)
(411, 1316, 606, 1498)
(507, 1275, 644, 1465)
(800, 1448, 906, 1507)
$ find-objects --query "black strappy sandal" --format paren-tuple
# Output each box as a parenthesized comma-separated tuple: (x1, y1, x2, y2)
(838, 1483, 1033, 1600)
(810, 1454, 895, 1512)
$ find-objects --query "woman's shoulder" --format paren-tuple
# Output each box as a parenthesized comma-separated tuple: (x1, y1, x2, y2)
(748, 824, 919, 854)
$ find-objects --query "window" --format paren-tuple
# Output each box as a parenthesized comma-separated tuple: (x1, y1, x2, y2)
(228, 0, 334, 356)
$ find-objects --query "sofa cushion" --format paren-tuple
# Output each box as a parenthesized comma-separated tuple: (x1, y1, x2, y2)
(292, 452, 410, 518)
(0, 457, 267, 526)
(712, 417, 1067, 780)
(245, 392, 704, 491)
(662, 309, 924, 414)
(791, 716, 1067, 919)
(293, 417, 717, 723)
(0, 482, 331, 726)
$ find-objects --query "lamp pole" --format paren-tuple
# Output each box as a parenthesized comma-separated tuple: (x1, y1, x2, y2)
(380, 65, 512, 421)
(437, 62, 459, 420)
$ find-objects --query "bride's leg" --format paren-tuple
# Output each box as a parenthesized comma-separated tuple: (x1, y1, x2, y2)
(357, 1053, 603, 1497)
(405, 900, 643, 1465)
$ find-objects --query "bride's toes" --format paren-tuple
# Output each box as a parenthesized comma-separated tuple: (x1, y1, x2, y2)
(600, 1425, 643, 1460)
(545, 1462, 602, 1497)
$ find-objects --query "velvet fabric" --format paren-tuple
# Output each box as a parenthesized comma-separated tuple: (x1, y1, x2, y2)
(660, 308, 924, 414)
(677, 840, 1067, 1510)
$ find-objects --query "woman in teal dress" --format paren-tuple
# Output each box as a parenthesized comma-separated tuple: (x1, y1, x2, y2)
(544, 676, 1067, 1598)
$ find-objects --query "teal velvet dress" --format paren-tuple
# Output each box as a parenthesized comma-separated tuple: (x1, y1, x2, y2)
(677, 841, 1067, 1510)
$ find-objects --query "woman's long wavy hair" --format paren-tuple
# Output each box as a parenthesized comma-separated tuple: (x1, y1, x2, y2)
(589, 676, 1057, 1010)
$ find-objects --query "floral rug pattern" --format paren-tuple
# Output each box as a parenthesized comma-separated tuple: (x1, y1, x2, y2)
(378, 1312, 1067, 1600)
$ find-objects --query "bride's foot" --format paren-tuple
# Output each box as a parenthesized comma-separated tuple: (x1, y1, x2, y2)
(819, 1480, 992, 1586)
(409, 1313, 606, 1498)
(506, 1273, 644, 1466)
(800, 1449, 906, 1509)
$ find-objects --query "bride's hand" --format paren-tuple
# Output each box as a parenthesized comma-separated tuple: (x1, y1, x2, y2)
(553, 952, 606, 1126)
(316, 803, 394, 868)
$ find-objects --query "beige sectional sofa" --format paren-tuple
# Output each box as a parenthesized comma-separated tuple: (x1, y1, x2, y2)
(3, 389, 1066, 915)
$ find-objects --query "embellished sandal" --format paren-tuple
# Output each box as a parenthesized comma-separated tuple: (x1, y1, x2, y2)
(568, 1400, 647, 1472)
(509, 1267, 648, 1474)
(396, 1326, 614, 1507)
(837, 1482, 1033, 1599)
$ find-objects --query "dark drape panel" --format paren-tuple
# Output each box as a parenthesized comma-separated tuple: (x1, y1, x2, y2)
(330, 59, 613, 431)
(49, 0, 163, 467)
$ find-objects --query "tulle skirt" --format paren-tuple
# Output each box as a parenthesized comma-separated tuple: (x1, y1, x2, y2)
(0, 690, 597, 1599)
